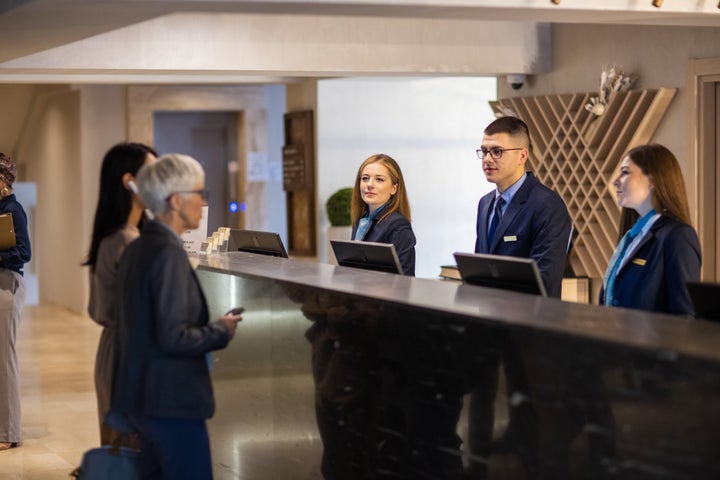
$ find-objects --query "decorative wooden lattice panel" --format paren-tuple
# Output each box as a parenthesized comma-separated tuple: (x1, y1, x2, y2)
(490, 88, 676, 278)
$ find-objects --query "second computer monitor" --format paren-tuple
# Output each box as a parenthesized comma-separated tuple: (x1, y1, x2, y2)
(453, 252, 547, 297)
(330, 239, 403, 275)
(228, 229, 288, 258)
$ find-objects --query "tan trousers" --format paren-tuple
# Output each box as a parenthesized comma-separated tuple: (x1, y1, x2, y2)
(0, 268, 25, 444)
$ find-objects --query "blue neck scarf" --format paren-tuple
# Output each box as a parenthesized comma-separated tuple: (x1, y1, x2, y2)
(603, 209, 658, 306)
(355, 204, 387, 241)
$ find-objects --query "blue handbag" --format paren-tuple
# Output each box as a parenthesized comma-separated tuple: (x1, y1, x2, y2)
(70, 443, 142, 480)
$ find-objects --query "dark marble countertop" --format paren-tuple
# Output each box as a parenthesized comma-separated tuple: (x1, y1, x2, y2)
(197, 252, 720, 363)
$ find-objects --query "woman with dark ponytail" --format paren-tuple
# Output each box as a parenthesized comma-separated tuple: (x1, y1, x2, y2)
(83, 142, 156, 445)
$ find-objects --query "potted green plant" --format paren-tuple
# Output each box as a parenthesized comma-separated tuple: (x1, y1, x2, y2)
(325, 187, 353, 227)
(325, 187, 353, 264)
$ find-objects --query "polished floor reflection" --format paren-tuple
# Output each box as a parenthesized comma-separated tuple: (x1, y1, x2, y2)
(8, 295, 720, 479)
(3, 305, 100, 480)
(2, 305, 323, 480)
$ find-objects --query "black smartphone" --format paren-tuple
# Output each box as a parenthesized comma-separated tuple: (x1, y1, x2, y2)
(226, 307, 245, 316)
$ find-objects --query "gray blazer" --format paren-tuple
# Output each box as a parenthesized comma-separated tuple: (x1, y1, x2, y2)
(111, 220, 230, 419)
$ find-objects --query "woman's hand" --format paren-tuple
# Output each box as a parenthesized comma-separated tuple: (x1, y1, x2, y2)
(220, 311, 243, 339)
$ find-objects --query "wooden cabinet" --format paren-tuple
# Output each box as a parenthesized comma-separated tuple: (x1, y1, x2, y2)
(283, 110, 316, 256)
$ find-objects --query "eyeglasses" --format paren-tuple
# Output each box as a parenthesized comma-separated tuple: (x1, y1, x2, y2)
(476, 147, 524, 160)
(170, 189, 210, 201)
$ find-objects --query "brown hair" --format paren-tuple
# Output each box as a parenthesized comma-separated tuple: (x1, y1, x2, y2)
(617, 144, 692, 240)
(0, 152, 17, 188)
(350, 154, 411, 226)
(484, 116, 532, 150)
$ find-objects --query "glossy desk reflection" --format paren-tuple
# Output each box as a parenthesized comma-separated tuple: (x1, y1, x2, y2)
(197, 252, 720, 480)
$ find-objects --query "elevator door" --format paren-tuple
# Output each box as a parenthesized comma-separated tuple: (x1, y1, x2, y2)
(153, 111, 242, 234)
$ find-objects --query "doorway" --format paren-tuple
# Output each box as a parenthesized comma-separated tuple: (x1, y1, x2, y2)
(153, 111, 245, 234)
(688, 58, 720, 282)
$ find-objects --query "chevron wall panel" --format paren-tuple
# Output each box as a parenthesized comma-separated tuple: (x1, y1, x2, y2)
(490, 88, 676, 278)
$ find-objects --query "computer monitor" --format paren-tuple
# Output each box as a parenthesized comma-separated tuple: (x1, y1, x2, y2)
(686, 281, 720, 322)
(330, 239, 403, 275)
(453, 252, 547, 297)
(227, 229, 288, 258)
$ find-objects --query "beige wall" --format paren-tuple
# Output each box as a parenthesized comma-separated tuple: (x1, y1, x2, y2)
(19, 88, 84, 310)
(127, 84, 270, 233)
(13, 85, 126, 313)
(496, 24, 720, 282)
(6, 84, 275, 313)
(78, 85, 128, 309)
(499, 24, 720, 189)
(0, 85, 36, 155)
(4, 23, 720, 310)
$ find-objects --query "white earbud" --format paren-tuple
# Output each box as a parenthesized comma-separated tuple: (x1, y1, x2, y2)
(127, 179, 155, 220)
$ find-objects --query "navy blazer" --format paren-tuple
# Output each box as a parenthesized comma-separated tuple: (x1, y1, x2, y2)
(475, 172, 571, 298)
(0, 194, 31, 275)
(112, 220, 230, 419)
(600, 216, 701, 315)
(352, 210, 416, 276)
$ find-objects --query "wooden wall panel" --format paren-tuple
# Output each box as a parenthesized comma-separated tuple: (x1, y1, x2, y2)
(491, 88, 676, 278)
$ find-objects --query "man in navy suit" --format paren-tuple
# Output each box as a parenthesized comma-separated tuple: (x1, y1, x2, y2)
(474, 116, 571, 297)
(467, 116, 571, 479)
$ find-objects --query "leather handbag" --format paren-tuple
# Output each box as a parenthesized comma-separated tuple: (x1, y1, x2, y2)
(69, 442, 142, 480)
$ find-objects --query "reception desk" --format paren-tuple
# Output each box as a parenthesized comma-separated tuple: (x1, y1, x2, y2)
(196, 252, 720, 480)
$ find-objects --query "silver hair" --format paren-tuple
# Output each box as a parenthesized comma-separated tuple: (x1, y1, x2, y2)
(136, 153, 205, 215)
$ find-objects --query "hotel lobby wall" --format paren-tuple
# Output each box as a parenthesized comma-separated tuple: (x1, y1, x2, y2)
(2, 24, 720, 312)
(497, 23, 720, 284)
(9, 84, 279, 313)
(15, 85, 127, 313)
(498, 23, 720, 209)
(315, 77, 497, 278)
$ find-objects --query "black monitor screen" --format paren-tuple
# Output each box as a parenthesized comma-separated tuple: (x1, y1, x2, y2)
(330, 239, 403, 275)
(228, 229, 288, 258)
(453, 252, 547, 297)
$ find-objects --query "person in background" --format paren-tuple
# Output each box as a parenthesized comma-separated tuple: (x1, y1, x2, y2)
(350, 153, 416, 276)
(111, 153, 242, 479)
(468, 116, 572, 478)
(309, 154, 415, 478)
(83, 142, 157, 446)
(0, 152, 32, 451)
(601, 143, 701, 314)
(475, 116, 571, 296)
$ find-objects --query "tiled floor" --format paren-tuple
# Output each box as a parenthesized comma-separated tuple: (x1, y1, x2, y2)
(1, 303, 323, 480)
(2, 305, 101, 480)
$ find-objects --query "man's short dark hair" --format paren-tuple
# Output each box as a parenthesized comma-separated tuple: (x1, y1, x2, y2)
(484, 116, 531, 149)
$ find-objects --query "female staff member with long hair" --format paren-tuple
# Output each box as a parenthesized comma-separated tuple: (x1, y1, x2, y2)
(83, 142, 157, 445)
(310, 154, 415, 479)
(601, 143, 701, 314)
(350, 153, 416, 275)
(0, 152, 31, 451)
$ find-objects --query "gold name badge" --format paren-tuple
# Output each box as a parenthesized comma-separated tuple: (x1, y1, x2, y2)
(632, 258, 647, 266)
(503, 235, 518, 242)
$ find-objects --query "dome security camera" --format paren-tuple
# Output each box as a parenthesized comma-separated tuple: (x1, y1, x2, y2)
(506, 74, 527, 90)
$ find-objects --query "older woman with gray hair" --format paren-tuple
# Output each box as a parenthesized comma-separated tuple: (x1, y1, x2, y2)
(111, 153, 242, 479)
